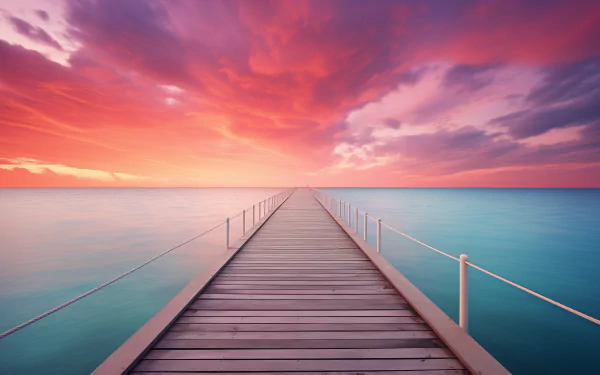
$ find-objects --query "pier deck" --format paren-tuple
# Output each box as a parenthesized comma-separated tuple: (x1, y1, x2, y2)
(94, 189, 509, 375)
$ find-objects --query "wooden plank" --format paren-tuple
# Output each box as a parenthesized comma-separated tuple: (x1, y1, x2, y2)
(190, 299, 409, 311)
(169, 323, 431, 332)
(144, 347, 454, 360)
(234, 257, 368, 260)
(133, 371, 470, 375)
(230, 260, 371, 264)
(215, 274, 384, 278)
(135, 358, 465, 372)
(204, 285, 394, 291)
(223, 266, 377, 270)
(163, 331, 437, 340)
(203, 288, 398, 295)
(177, 316, 425, 324)
(154, 338, 445, 350)
(220, 268, 380, 274)
(197, 294, 399, 300)
(182, 310, 417, 317)
(210, 280, 389, 286)
(212, 276, 386, 282)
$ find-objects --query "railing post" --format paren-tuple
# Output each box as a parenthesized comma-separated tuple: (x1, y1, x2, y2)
(348, 204, 351, 226)
(364, 212, 368, 241)
(253, 205, 256, 225)
(242, 210, 246, 234)
(355, 207, 359, 233)
(376, 218, 381, 253)
(225, 217, 230, 249)
(460, 254, 469, 332)
(258, 202, 262, 219)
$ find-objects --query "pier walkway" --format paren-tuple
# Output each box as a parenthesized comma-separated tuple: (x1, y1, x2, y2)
(93, 189, 509, 375)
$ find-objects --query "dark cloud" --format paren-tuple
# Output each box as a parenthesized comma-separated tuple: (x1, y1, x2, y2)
(491, 58, 600, 139)
(383, 118, 401, 129)
(444, 63, 499, 91)
(526, 58, 600, 105)
(35, 9, 49, 21)
(66, 0, 201, 89)
(368, 124, 600, 177)
(8, 16, 63, 50)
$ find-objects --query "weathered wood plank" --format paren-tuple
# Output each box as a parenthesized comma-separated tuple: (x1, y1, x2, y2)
(197, 294, 400, 300)
(163, 331, 437, 340)
(218, 273, 379, 277)
(210, 280, 389, 286)
(144, 347, 454, 360)
(201, 289, 398, 295)
(190, 299, 409, 311)
(133, 371, 470, 375)
(182, 310, 417, 317)
(213, 275, 386, 281)
(154, 338, 445, 349)
(177, 316, 425, 324)
(220, 268, 381, 274)
(204, 284, 394, 291)
(169, 323, 431, 332)
(229, 260, 371, 264)
(135, 358, 465, 372)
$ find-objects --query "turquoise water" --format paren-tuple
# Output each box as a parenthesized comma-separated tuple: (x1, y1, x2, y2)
(1, 188, 599, 374)
(322, 188, 600, 375)
(0, 188, 281, 375)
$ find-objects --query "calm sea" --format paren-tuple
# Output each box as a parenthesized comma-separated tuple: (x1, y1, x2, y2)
(1, 188, 599, 374)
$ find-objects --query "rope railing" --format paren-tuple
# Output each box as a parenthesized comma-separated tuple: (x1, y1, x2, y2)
(310, 188, 600, 330)
(0, 189, 294, 340)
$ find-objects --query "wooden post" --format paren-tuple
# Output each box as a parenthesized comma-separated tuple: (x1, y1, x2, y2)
(253, 205, 256, 226)
(225, 217, 230, 249)
(364, 212, 368, 241)
(355, 207, 359, 233)
(242, 210, 246, 234)
(376, 218, 381, 253)
(348, 204, 351, 226)
(460, 254, 469, 332)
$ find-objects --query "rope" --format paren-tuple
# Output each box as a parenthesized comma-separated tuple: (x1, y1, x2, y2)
(0, 220, 226, 340)
(381, 222, 460, 262)
(316, 190, 600, 328)
(465, 261, 600, 326)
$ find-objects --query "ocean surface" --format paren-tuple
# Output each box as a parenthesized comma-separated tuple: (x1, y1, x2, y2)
(1, 188, 599, 374)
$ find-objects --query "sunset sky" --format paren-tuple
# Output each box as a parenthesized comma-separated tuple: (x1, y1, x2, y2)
(1, 0, 599, 187)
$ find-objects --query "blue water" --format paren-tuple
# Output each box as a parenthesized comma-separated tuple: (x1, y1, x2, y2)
(1, 188, 599, 374)
(322, 188, 600, 375)
(0, 188, 281, 375)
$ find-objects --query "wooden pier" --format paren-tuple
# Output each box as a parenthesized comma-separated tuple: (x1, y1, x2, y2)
(93, 189, 510, 375)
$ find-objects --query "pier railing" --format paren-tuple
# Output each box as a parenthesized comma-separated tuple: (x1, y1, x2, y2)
(310, 188, 600, 332)
(0, 188, 294, 340)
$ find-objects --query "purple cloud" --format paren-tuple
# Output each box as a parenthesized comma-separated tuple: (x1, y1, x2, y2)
(8, 16, 63, 50)
(66, 0, 201, 89)
(35, 9, 49, 21)
(491, 58, 600, 139)
(444, 63, 499, 91)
